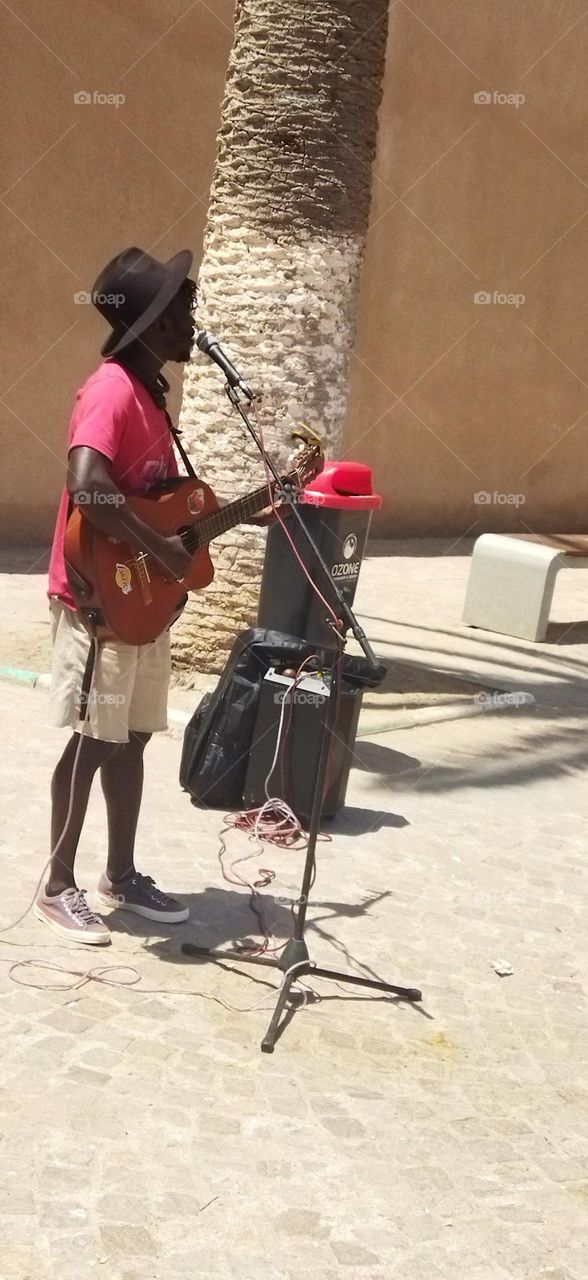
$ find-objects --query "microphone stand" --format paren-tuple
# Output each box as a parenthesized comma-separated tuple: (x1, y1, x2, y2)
(182, 383, 422, 1052)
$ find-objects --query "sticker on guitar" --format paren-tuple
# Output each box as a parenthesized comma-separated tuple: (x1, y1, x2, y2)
(115, 563, 133, 594)
(187, 488, 205, 515)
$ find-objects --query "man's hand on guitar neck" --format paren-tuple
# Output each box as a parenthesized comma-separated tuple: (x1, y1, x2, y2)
(247, 506, 292, 527)
(216, 496, 293, 528)
(68, 446, 193, 581)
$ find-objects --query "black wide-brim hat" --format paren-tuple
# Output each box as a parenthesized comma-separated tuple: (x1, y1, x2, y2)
(91, 246, 193, 357)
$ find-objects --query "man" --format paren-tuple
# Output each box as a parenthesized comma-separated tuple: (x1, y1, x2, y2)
(37, 246, 203, 943)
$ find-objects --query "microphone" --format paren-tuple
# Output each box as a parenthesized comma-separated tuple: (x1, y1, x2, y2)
(195, 330, 254, 401)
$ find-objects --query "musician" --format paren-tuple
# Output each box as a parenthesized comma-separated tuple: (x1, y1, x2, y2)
(38, 248, 210, 942)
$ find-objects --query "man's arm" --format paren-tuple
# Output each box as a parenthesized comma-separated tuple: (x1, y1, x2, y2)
(68, 446, 192, 581)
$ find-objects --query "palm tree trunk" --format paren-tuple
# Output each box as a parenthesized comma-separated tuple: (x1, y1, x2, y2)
(174, 0, 389, 676)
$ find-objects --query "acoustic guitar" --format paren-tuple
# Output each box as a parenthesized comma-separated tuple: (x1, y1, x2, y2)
(64, 428, 323, 645)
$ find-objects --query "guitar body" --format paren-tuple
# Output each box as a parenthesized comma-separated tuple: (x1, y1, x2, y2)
(63, 427, 323, 645)
(64, 477, 217, 645)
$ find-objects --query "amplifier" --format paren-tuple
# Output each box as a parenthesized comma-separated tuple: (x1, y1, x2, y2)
(243, 668, 362, 822)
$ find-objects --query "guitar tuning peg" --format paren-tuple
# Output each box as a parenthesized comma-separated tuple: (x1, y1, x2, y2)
(291, 421, 321, 449)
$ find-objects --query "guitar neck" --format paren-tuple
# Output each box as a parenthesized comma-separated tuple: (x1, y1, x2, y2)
(195, 476, 291, 546)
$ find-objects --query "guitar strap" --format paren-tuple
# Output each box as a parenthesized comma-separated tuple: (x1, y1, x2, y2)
(76, 608, 101, 722)
(164, 409, 198, 479)
(163, 410, 192, 621)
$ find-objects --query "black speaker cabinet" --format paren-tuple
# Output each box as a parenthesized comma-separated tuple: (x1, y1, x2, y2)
(243, 670, 362, 822)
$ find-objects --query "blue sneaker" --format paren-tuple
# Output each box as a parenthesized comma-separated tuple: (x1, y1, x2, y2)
(96, 871, 189, 923)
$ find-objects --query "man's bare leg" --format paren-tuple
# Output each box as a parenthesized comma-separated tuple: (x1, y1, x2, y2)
(96, 731, 189, 923)
(46, 733, 118, 896)
(100, 731, 151, 882)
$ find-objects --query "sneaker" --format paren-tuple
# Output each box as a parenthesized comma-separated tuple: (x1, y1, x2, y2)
(96, 872, 189, 923)
(34, 887, 111, 945)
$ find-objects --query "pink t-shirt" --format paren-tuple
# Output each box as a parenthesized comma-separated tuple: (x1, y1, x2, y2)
(48, 361, 179, 607)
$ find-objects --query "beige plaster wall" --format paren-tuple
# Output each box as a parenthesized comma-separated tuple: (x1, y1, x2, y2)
(1, 2, 585, 544)
(345, 0, 588, 535)
(0, 0, 234, 543)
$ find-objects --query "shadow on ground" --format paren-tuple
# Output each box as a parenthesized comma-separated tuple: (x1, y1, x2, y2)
(104, 884, 417, 988)
(0, 548, 50, 573)
(348, 742, 420, 776)
(123, 882, 430, 1021)
(547, 621, 588, 643)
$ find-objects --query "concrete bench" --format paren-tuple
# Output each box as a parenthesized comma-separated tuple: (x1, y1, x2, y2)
(463, 533, 588, 641)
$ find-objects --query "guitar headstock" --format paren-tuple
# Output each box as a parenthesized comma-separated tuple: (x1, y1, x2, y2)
(287, 422, 324, 487)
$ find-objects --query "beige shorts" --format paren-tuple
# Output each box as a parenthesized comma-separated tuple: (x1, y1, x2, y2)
(47, 599, 171, 743)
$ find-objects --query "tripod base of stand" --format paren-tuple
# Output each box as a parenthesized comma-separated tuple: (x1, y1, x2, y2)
(181, 940, 422, 1053)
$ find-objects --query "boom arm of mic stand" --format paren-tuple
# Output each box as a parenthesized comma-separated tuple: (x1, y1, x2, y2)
(225, 383, 380, 672)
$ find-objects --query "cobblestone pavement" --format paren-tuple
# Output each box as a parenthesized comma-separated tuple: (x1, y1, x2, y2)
(0, 545, 587, 1278)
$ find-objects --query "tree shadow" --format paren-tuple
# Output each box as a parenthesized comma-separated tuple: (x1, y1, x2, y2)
(348, 741, 420, 776)
(345, 619, 588, 792)
(357, 615, 588, 674)
(361, 634, 588, 684)
(325, 805, 409, 834)
(391, 720, 588, 793)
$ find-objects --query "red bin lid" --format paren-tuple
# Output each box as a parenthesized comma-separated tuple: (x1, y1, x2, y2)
(301, 461, 382, 510)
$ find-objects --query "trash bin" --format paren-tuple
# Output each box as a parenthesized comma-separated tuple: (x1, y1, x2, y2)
(257, 460, 382, 647)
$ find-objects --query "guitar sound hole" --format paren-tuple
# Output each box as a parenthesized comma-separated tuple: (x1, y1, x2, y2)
(179, 525, 198, 555)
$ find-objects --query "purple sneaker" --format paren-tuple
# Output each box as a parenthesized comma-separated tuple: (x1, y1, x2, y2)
(96, 872, 189, 923)
(34, 887, 111, 945)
